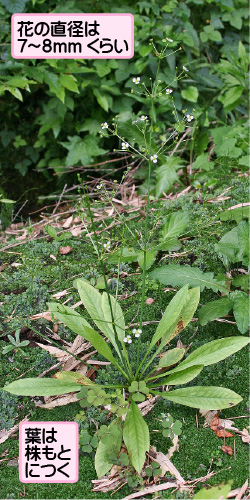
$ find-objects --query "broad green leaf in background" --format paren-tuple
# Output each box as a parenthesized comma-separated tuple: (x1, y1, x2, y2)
(95, 421, 122, 478)
(198, 298, 233, 326)
(219, 86, 244, 111)
(160, 211, 189, 240)
(155, 156, 184, 198)
(44, 71, 65, 103)
(192, 153, 214, 171)
(93, 89, 109, 112)
(162, 386, 242, 409)
(232, 293, 250, 334)
(59, 74, 79, 93)
(193, 483, 233, 499)
(1, 0, 29, 13)
(220, 205, 250, 223)
(3, 378, 81, 396)
(137, 249, 157, 270)
(181, 85, 198, 102)
(108, 247, 138, 264)
(123, 400, 150, 474)
(171, 337, 250, 373)
(215, 221, 249, 266)
(149, 264, 227, 292)
(232, 275, 249, 292)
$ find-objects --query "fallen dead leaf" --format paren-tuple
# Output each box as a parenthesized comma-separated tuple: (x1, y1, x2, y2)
(62, 215, 73, 228)
(227, 202, 250, 210)
(122, 481, 186, 500)
(221, 445, 233, 456)
(151, 449, 185, 484)
(145, 297, 155, 305)
(211, 416, 235, 438)
(70, 227, 83, 237)
(50, 254, 57, 261)
(235, 479, 248, 500)
(52, 289, 69, 299)
(35, 393, 78, 409)
(167, 434, 179, 460)
(7, 458, 18, 467)
(10, 262, 22, 267)
(241, 428, 250, 444)
(59, 246, 72, 255)
(200, 411, 250, 443)
(29, 311, 52, 321)
(0, 415, 29, 444)
(36, 343, 69, 362)
(16, 230, 27, 241)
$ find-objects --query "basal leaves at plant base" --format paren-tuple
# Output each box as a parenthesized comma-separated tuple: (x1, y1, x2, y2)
(4, 281, 249, 476)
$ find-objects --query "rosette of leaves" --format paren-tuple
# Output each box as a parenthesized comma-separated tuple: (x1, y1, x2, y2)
(161, 415, 182, 439)
(3, 281, 250, 478)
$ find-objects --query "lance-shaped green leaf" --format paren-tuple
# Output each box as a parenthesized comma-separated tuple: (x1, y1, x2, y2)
(77, 280, 120, 354)
(158, 286, 200, 350)
(54, 371, 94, 385)
(77, 325, 119, 366)
(49, 303, 119, 366)
(49, 302, 92, 333)
(101, 291, 125, 342)
(123, 401, 150, 474)
(162, 386, 242, 409)
(149, 285, 190, 350)
(158, 348, 185, 368)
(163, 365, 204, 385)
(169, 336, 250, 373)
(3, 378, 82, 396)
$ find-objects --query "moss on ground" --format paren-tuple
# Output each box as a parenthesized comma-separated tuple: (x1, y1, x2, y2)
(0, 177, 249, 498)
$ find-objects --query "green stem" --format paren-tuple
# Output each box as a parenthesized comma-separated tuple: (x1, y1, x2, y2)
(135, 59, 161, 377)
(83, 187, 130, 378)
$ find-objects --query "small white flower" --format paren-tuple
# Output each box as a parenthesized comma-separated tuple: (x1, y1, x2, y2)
(182, 65, 189, 72)
(123, 335, 132, 344)
(132, 77, 140, 84)
(186, 114, 194, 122)
(150, 154, 158, 163)
(166, 37, 173, 42)
(132, 328, 142, 338)
(166, 88, 173, 95)
(103, 240, 111, 250)
(101, 122, 108, 129)
(132, 120, 138, 125)
(96, 183, 103, 190)
(121, 142, 129, 150)
(140, 115, 148, 121)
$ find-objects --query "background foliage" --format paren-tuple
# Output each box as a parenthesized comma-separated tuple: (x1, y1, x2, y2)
(0, 0, 249, 218)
